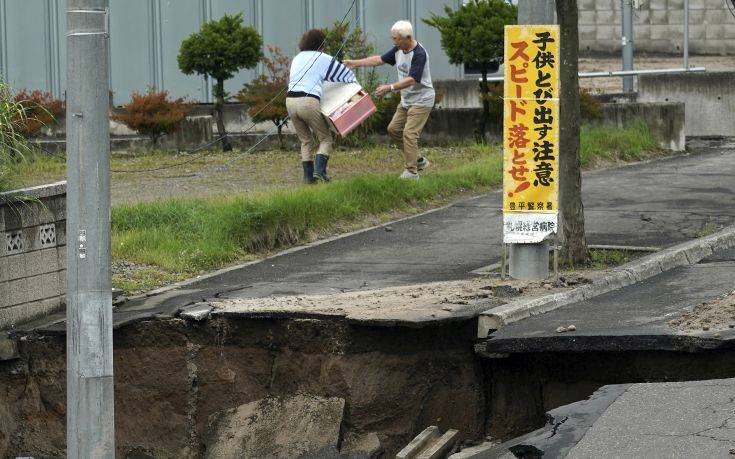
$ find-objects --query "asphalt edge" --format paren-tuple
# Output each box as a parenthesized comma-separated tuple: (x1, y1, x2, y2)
(477, 225, 735, 338)
(125, 194, 486, 301)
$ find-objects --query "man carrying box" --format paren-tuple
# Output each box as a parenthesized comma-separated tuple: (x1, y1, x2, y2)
(345, 20, 435, 180)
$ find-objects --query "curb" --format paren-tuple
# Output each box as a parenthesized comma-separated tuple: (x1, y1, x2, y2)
(477, 225, 735, 338)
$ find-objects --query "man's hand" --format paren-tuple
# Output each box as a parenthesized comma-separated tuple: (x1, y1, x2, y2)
(343, 59, 358, 69)
(375, 84, 392, 97)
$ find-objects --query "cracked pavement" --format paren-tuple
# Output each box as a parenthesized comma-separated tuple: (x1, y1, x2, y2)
(467, 380, 735, 458)
(567, 379, 735, 458)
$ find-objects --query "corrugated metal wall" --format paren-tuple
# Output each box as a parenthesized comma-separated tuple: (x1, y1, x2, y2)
(0, 0, 462, 105)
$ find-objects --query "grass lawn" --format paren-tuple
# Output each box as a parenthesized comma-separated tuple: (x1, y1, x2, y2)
(10, 121, 667, 293)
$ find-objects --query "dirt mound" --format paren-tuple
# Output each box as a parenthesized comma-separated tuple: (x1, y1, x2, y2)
(669, 290, 735, 332)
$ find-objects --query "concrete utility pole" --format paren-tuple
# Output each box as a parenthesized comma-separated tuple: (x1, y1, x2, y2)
(622, 0, 634, 92)
(517, 0, 555, 25)
(683, 0, 690, 69)
(509, 0, 555, 281)
(66, 0, 115, 457)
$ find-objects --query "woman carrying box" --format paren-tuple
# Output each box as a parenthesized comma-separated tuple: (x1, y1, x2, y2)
(287, 29, 357, 183)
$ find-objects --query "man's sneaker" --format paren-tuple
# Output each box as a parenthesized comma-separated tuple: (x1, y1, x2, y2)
(417, 156, 430, 171)
(399, 169, 419, 180)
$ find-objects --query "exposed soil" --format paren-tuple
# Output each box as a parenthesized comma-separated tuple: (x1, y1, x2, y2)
(669, 290, 735, 333)
(0, 316, 485, 458)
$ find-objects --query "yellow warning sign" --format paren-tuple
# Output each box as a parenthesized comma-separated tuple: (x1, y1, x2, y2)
(502, 25, 560, 243)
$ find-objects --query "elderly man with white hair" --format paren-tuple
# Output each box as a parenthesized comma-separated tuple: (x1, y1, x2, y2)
(345, 20, 435, 180)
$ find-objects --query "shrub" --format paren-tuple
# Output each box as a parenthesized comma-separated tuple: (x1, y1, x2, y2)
(11, 89, 65, 136)
(112, 89, 192, 146)
(178, 13, 263, 151)
(237, 46, 290, 149)
(580, 89, 603, 121)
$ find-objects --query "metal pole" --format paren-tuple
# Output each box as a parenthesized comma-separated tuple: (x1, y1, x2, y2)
(509, 0, 554, 281)
(622, 0, 634, 92)
(479, 66, 706, 83)
(684, 0, 689, 69)
(66, 1, 115, 457)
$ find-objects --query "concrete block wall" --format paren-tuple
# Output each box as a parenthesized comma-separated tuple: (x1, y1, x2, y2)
(638, 71, 735, 136)
(0, 182, 66, 329)
(579, 0, 735, 55)
(600, 102, 686, 150)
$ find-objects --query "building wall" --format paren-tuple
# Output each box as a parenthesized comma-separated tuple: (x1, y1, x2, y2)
(579, 0, 735, 55)
(0, 183, 67, 330)
(0, 0, 463, 106)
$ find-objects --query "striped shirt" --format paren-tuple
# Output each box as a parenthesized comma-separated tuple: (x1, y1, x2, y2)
(288, 51, 357, 99)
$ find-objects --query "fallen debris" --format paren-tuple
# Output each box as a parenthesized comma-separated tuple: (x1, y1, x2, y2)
(671, 290, 735, 333)
(396, 425, 460, 459)
(203, 395, 345, 458)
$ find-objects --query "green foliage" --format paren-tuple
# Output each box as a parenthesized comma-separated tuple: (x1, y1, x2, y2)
(423, 0, 517, 75)
(424, 0, 516, 140)
(237, 46, 290, 147)
(0, 81, 34, 191)
(322, 21, 375, 63)
(177, 13, 263, 85)
(111, 148, 502, 273)
(109, 122, 664, 279)
(112, 88, 192, 145)
(579, 119, 659, 166)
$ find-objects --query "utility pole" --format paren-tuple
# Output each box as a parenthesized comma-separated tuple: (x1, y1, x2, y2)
(683, 0, 689, 69)
(517, 0, 555, 25)
(66, 0, 115, 457)
(622, 0, 634, 92)
(509, 0, 555, 281)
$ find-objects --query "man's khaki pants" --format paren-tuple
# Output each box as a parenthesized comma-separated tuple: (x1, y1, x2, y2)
(387, 104, 432, 174)
(286, 97, 333, 162)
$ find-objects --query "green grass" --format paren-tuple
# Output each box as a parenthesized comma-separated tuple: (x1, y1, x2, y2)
(112, 150, 503, 273)
(696, 220, 719, 238)
(580, 119, 660, 167)
(587, 248, 642, 269)
(110, 121, 667, 288)
(2, 121, 668, 292)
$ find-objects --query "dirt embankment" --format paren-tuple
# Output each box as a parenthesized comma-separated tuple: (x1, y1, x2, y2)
(0, 316, 484, 458)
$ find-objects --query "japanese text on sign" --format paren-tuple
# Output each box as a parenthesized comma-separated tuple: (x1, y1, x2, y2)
(503, 25, 560, 244)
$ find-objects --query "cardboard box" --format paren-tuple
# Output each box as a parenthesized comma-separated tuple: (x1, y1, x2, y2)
(321, 82, 377, 137)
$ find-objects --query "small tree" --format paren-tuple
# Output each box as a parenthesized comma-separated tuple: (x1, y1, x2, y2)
(11, 89, 65, 136)
(237, 46, 290, 149)
(178, 13, 262, 151)
(322, 21, 379, 91)
(424, 0, 516, 141)
(112, 88, 192, 146)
